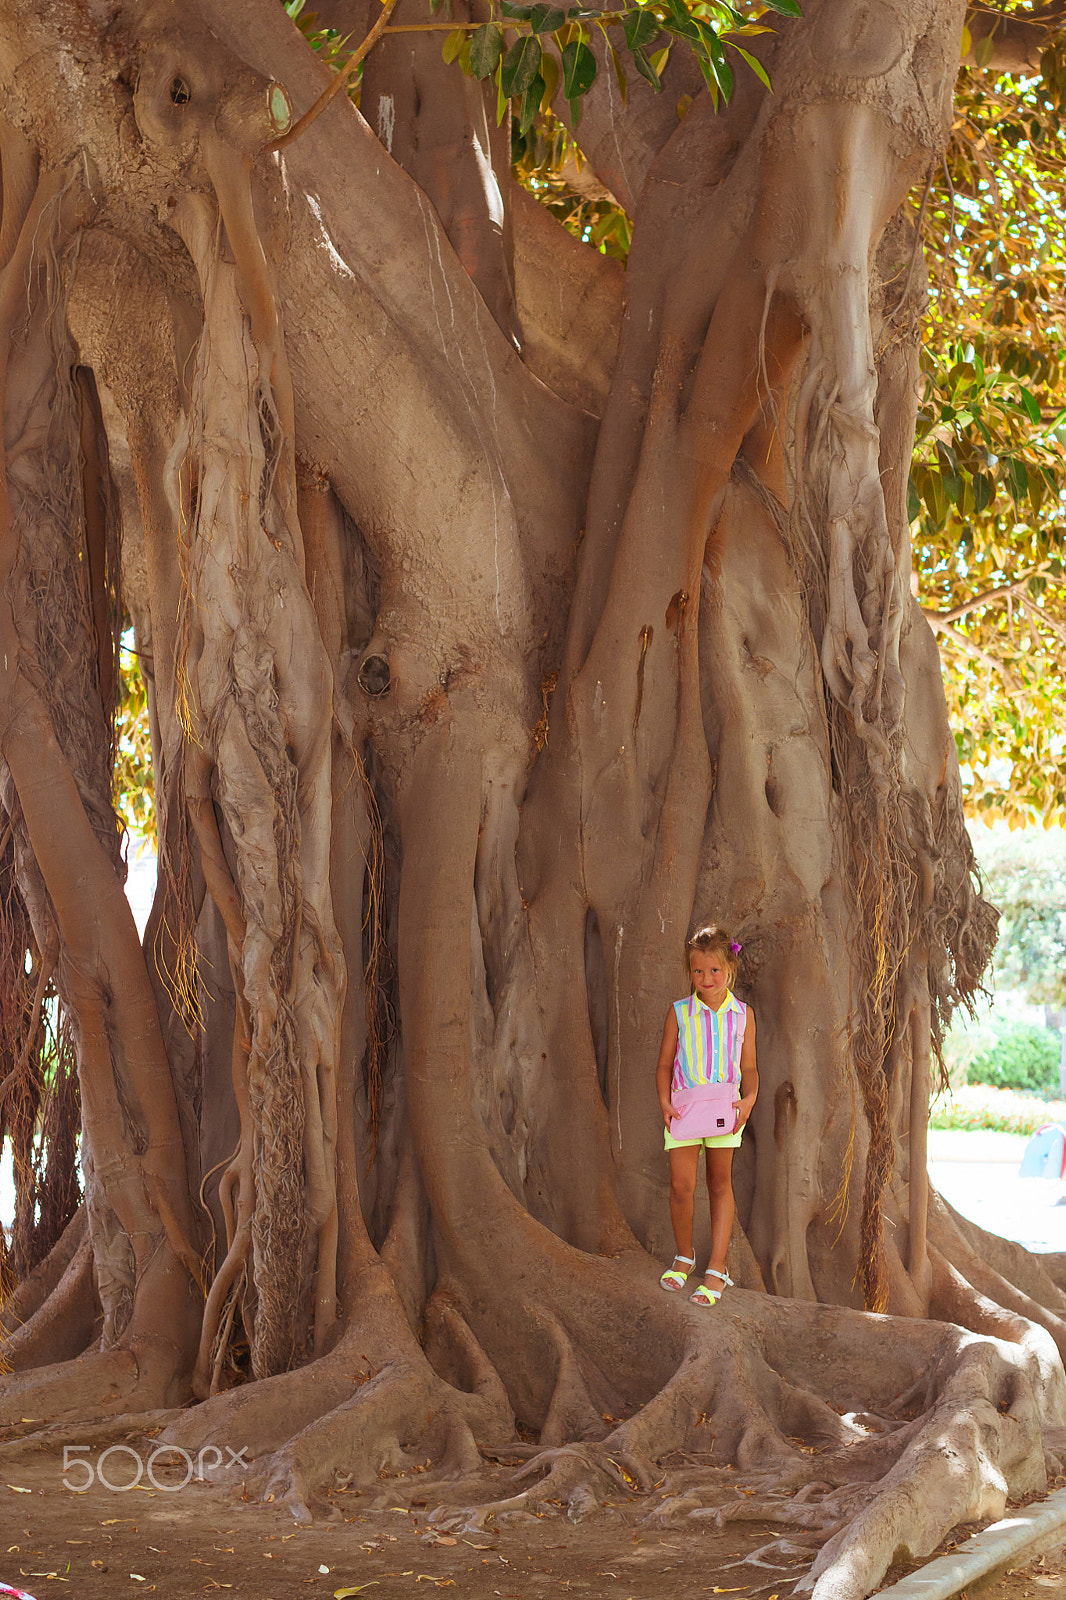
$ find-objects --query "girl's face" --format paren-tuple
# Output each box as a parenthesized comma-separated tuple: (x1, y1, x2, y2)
(688, 947, 732, 1005)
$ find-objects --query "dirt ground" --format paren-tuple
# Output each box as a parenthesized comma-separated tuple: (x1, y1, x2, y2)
(0, 1441, 808, 1599)
(0, 1434, 1064, 1600)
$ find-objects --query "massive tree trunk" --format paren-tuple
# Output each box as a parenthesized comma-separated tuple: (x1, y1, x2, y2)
(0, 2, 1062, 1596)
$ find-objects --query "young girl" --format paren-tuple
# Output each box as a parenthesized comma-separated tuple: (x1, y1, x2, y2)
(655, 924, 758, 1306)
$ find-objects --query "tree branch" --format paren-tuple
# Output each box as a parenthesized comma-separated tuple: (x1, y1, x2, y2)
(921, 563, 1051, 625)
(929, 617, 1022, 685)
(273, 0, 399, 148)
(964, 1, 1066, 73)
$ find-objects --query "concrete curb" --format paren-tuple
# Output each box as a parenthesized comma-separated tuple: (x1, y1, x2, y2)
(875, 1487, 1066, 1598)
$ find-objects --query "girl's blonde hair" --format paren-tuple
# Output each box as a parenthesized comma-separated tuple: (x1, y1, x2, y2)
(685, 923, 741, 985)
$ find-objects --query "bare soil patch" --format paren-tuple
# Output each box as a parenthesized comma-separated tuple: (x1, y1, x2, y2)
(0, 1440, 808, 1600)
(3, 1430, 1064, 1600)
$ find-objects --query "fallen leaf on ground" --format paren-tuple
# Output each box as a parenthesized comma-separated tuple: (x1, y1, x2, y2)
(334, 1587, 380, 1598)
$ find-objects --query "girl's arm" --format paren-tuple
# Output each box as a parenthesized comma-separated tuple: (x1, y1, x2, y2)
(655, 1009, 680, 1128)
(735, 1007, 758, 1130)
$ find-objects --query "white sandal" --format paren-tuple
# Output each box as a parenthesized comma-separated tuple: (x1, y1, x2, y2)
(690, 1267, 733, 1307)
(660, 1253, 696, 1292)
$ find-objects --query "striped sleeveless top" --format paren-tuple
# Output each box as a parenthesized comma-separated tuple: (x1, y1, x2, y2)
(672, 992, 746, 1093)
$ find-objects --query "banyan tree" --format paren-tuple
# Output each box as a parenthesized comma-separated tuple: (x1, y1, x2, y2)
(1, 2, 1064, 1595)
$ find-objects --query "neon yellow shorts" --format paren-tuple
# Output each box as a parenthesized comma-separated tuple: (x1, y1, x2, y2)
(664, 1125, 743, 1150)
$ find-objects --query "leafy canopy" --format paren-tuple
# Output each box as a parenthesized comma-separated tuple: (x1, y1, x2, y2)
(978, 825, 1066, 1007)
(911, 38, 1066, 827)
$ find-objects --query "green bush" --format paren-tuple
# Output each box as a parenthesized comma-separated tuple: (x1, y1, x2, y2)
(965, 1021, 1060, 1094)
(930, 1083, 1066, 1136)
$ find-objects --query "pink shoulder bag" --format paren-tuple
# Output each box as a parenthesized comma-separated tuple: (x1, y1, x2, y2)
(669, 1081, 738, 1140)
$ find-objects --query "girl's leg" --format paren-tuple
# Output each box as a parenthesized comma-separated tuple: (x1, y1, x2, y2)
(667, 1144, 701, 1258)
(705, 1145, 735, 1277)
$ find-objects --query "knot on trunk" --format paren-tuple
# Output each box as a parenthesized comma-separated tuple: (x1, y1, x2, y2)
(358, 652, 391, 697)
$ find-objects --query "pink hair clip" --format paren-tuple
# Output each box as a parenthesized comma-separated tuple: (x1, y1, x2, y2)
(730, 940, 742, 955)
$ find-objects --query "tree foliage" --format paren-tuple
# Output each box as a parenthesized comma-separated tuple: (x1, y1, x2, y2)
(979, 825, 1066, 1006)
(912, 41, 1066, 824)
(966, 1021, 1060, 1092)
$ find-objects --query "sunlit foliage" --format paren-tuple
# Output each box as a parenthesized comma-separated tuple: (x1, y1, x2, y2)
(912, 38, 1066, 825)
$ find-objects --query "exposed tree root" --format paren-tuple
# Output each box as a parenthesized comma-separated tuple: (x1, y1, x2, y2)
(0, 1206, 87, 1338)
(134, 1241, 1065, 1600)
(0, 1338, 191, 1426)
(158, 1267, 514, 1523)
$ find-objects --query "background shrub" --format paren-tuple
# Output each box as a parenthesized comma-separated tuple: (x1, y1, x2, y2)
(965, 1021, 1061, 1093)
(930, 1083, 1066, 1136)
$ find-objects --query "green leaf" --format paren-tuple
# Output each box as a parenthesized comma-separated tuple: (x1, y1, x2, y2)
(759, 0, 801, 13)
(561, 37, 597, 99)
(469, 22, 503, 78)
(539, 47, 559, 105)
(649, 43, 671, 76)
(519, 70, 544, 131)
(1017, 385, 1042, 425)
(694, 47, 719, 99)
(974, 29, 995, 68)
(623, 7, 660, 49)
(1003, 457, 1028, 504)
(662, 0, 700, 42)
(441, 26, 466, 63)
(528, 2, 566, 31)
(907, 474, 921, 524)
(699, 27, 733, 96)
(500, 0, 533, 16)
(730, 42, 771, 90)
(972, 472, 993, 513)
(502, 34, 543, 96)
(630, 44, 662, 89)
